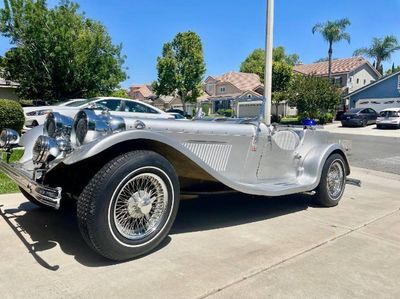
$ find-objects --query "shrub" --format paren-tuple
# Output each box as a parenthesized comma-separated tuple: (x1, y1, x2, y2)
(224, 109, 233, 117)
(318, 112, 334, 125)
(202, 103, 210, 116)
(0, 99, 25, 133)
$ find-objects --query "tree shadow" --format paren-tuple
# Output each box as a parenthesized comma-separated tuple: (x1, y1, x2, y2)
(1, 192, 311, 269)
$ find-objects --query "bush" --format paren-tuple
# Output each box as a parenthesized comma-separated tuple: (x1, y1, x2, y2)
(318, 112, 334, 125)
(224, 109, 233, 117)
(0, 99, 25, 133)
(202, 103, 210, 116)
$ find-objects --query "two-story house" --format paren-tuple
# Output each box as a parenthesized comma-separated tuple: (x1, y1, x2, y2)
(203, 71, 264, 116)
(128, 84, 156, 104)
(294, 57, 381, 109)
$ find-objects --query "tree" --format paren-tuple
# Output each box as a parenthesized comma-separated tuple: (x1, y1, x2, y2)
(273, 46, 300, 66)
(153, 31, 206, 113)
(353, 35, 400, 75)
(240, 47, 299, 82)
(385, 63, 400, 75)
(271, 61, 293, 117)
(312, 18, 351, 79)
(288, 74, 341, 120)
(109, 88, 129, 98)
(0, 0, 127, 101)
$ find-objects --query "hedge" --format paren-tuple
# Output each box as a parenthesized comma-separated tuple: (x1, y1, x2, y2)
(0, 99, 25, 133)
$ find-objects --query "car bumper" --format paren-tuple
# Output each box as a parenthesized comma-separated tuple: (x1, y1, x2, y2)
(0, 159, 62, 209)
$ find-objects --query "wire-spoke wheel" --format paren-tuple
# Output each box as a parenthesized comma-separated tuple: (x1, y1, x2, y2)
(113, 173, 168, 240)
(77, 150, 180, 261)
(314, 153, 347, 207)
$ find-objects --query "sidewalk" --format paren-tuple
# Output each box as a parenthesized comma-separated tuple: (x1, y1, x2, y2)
(0, 167, 399, 298)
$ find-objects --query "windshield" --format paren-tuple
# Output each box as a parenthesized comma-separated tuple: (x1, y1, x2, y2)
(379, 111, 399, 117)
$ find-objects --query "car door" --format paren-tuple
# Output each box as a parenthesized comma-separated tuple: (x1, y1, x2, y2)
(368, 108, 377, 123)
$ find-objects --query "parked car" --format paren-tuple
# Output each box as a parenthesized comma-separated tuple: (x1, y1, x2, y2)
(376, 108, 400, 129)
(341, 108, 378, 127)
(23, 97, 173, 129)
(0, 111, 359, 261)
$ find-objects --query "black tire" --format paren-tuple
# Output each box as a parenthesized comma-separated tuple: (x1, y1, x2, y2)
(362, 119, 367, 127)
(314, 154, 346, 207)
(377, 124, 382, 129)
(19, 187, 51, 209)
(77, 150, 180, 261)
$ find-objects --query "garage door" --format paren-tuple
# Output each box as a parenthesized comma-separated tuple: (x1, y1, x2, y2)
(356, 98, 400, 112)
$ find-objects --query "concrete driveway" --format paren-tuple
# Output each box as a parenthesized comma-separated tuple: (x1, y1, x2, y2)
(0, 167, 399, 298)
(323, 121, 400, 138)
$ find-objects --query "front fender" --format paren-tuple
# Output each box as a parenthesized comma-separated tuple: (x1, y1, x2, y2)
(300, 143, 349, 189)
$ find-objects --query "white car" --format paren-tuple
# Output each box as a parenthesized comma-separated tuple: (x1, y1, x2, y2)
(376, 108, 400, 129)
(23, 97, 173, 129)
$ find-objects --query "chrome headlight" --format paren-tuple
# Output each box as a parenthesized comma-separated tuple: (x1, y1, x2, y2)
(32, 135, 60, 164)
(0, 129, 20, 148)
(44, 112, 74, 139)
(71, 109, 126, 146)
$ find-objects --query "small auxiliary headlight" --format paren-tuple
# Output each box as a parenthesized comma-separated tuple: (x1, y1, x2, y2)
(0, 129, 20, 148)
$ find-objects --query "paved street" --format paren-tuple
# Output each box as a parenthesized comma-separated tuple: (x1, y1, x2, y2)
(332, 133, 400, 175)
(0, 167, 399, 298)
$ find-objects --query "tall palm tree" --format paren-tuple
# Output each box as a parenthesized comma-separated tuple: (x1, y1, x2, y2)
(353, 35, 400, 75)
(312, 18, 351, 80)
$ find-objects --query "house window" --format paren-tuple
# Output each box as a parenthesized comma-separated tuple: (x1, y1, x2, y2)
(356, 78, 360, 84)
(207, 84, 214, 93)
(363, 79, 366, 84)
(332, 76, 342, 86)
(349, 77, 352, 83)
(220, 86, 226, 93)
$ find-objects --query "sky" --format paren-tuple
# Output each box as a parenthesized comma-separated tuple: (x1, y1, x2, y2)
(0, 0, 399, 88)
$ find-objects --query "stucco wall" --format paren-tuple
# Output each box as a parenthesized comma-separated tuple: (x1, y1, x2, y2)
(348, 64, 379, 93)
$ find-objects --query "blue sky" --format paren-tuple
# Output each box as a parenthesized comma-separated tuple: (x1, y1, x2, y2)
(0, 0, 399, 88)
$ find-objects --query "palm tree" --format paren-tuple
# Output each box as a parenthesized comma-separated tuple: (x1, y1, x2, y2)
(353, 35, 400, 75)
(312, 18, 351, 80)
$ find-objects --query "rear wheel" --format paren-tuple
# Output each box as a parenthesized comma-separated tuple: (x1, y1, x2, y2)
(362, 119, 367, 127)
(77, 150, 180, 261)
(377, 124, 382, 129)
(314, 154, 346, 207)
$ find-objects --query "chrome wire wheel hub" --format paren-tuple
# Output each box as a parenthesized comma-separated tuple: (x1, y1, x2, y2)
(327, 161, 344, 200)
(113, 173, 168, 240)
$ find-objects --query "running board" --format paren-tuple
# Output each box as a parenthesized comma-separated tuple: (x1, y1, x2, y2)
(346, 178, 361, 187)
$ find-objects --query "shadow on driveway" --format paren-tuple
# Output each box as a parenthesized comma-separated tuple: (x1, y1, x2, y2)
(1, 193, 310, 269)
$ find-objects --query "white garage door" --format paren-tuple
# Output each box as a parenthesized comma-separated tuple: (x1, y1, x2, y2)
(356, 98, 400, 113)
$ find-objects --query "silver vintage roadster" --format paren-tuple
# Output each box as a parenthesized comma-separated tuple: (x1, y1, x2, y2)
(0, 110, 358, 260)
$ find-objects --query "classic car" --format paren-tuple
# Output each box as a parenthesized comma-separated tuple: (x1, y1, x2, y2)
(0, 110, 360, 261)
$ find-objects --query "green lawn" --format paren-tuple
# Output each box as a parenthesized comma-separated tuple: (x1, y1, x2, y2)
(0, 149, 24, 194)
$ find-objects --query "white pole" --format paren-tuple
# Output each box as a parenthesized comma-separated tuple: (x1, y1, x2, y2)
(264, 0, 274, 125)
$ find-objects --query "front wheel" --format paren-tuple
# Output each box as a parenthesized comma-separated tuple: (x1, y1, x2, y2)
(314, 154, 346, 207)
(77, 150, 180, 261)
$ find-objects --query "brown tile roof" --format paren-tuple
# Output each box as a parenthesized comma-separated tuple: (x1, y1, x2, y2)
(213, 72, 262, 91)
(129, 84, 154, 98)
(294, 56, 369, 76)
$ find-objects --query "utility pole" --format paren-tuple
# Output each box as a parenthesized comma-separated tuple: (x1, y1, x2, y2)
(263, 0, 274, 125)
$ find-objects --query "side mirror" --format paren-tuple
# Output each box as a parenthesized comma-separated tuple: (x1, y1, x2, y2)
(0, 129, 20, 148)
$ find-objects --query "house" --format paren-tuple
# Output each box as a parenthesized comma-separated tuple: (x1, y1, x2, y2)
(203, 72, 264, 116)
(128, 84, 156, 104)
(0, 77, 19, 100)
(345, 71, 400, 112)
(294, 56, 381, 95)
